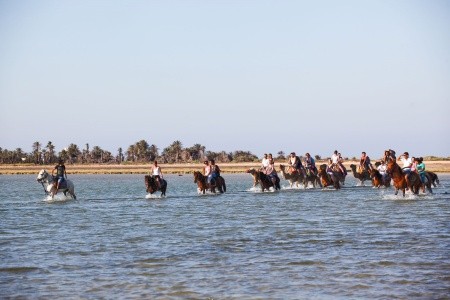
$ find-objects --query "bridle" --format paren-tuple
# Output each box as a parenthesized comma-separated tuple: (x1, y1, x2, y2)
(37, 171, 50, 195)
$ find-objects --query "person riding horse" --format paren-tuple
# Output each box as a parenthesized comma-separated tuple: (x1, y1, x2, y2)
(288, 152, 304, 176)
(265, 158, 279, 182)
(151, 160, 163, 189)
(398, 152, 413, 188)
(384, 149, 396, 163)
(304, 153, 317, 176)
(331, 150, 346, 176)
(51, 159, 67, 195)
(359, 152, 373, 173)
(207, 159, 221, 185)
(415, 157, 427, 193)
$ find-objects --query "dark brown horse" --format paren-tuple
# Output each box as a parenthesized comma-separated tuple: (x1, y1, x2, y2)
(318, 165, 340, 189)
(193, 171, 226, 194)
(426, 171, 439, 187)
(369, 169, 391, 188)
(386, 160, 422, 196)
(144, 175, 167, 197)
(246, 168, 280, 192)
(349, 164, 371, 186)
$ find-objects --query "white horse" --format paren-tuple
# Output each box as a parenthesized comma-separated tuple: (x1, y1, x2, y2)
(36, 169, 76, 199)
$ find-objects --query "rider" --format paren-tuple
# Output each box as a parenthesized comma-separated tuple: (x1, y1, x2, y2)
(384, 149, 396, 162)
(416, 157, 427, 192)
(359, 151, 373, 173)
(288, 152, 304, 175)
(208, 159, 221, 184)
(398, 152, 413, 187)
(331, 150, 346, 175)
(326, 159, 334, 176)
(52, 158, 67, 195)
(261, 153, 270, 171)
(265, 158, 280, 187)
(377, 160, 388, 183)
(151, 160, 163, 189)
(304, 153, 317, 176)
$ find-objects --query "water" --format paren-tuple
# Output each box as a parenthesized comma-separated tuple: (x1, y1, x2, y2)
(1, 173, 449, 299)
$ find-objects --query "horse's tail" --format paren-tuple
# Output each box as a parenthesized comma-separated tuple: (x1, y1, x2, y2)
(222, 177, 226, 193)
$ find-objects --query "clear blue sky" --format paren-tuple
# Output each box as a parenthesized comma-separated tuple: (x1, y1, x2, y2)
(1, 0, 449, 158)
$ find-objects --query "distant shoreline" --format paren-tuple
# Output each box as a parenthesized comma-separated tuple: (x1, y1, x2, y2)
(1, 160, 450, 175)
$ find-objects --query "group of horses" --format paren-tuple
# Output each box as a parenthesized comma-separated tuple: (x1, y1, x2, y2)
(247, 160, 439, 197)
(37, 159, 439, 199)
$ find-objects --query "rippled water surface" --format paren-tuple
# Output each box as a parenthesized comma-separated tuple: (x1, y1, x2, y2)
(1, 173, 449, 299)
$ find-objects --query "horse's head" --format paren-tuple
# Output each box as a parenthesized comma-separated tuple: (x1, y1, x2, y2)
(193, 171, 201, 183)
(386, 160, 397, 174)
(246, 168, 256, 175)
(279, 164, 285, 171)
(349, 164, 357, 171)
(145, 175, 155, 193)
(37, 169, 49, 182)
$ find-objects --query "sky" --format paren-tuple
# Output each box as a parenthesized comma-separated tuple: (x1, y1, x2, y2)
(1, 0, 449, 159)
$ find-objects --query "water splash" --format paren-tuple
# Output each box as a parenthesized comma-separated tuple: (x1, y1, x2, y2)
(145, 193, 165, 199)
(43, 194, 72, 202)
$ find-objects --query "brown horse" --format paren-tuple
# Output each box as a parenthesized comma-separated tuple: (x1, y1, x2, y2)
(349, 164, 371, 186)
(303, 168, 322, 188)
(318, 165, 340, 189)
(144, 175, 167, 197)
(279, 164, 303, 188)
(246, 168, 280, 192)
(193, 171, 226, 194)
(369, 169, 391, 188)
(386, 160, 422, 196)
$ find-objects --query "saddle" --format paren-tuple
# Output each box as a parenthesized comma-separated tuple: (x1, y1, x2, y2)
(54, 178, 67, 189)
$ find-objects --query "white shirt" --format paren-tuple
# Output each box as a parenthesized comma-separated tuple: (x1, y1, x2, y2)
(331, 154, 339, 164)
(261, 158, 270, 168)
(377, 164, 387, 174)
(400, 157, 412, 169)
(152, 166, 162, 177)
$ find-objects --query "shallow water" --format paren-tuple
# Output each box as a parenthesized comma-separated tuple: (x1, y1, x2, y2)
(1, 173, 449, 299)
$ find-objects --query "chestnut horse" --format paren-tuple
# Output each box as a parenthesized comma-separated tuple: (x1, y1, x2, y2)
(369, 169, 391, 188)
(279, 164, 303, 188)
(246, 168, 280, 192)
(386, 160, 423, 196)
(145, 175, 167, 197)
(193, 171, 226, 194)
(318, 165, 340, 189)
(349, 164, 371, 186)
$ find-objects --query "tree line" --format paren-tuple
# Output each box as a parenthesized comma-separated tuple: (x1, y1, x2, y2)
(0, 140, 287, 164)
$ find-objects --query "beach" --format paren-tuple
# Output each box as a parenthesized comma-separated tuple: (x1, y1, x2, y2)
(1, 160, 449, 175)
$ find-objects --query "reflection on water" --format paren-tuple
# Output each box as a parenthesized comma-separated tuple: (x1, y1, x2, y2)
(1, 173, 449, 299)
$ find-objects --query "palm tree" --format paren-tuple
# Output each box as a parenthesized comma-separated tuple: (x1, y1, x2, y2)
(67, 143, 81, 163)
(45, 141, 56, 164)
(117, 147, 123, 163)
(32, 141, 42, 164)
(149, 144, 159, 161)
(91, 146, 103, 163)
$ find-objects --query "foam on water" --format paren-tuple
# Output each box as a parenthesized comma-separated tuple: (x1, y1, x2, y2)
(43, 194, 73, 202)
(145, 193, 165, 199)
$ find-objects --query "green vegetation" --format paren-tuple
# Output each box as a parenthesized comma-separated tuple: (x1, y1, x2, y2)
(0, 140, 259, 165)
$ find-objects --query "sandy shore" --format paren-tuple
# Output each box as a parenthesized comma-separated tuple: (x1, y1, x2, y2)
(1, 160, 449, 175)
